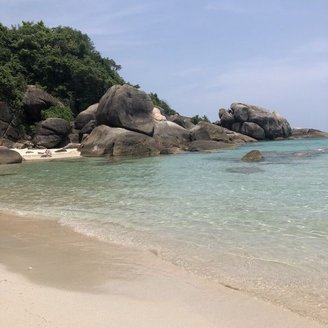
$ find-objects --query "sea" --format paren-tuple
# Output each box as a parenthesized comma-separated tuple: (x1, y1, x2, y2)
(0, 138, 327, 323)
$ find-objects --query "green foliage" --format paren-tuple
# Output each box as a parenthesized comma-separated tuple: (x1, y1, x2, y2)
(149, 92, 177, 116)
(191, 115, 210, 125)
(0, 21, 125, 113)
(22, 123, 36, 136)
(41, 105, 73, 122)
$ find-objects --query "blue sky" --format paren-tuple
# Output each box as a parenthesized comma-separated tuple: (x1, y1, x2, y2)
(1, 0, 328, 130)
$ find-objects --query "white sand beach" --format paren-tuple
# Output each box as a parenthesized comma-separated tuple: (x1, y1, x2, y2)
(12, 147, 81, 161)
(0, 212, 324, 328)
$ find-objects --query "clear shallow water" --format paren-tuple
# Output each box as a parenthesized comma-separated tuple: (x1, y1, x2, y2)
(1, 138, 328, 322)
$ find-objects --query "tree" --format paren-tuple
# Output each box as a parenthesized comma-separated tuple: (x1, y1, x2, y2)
(0, 21, 125, 114)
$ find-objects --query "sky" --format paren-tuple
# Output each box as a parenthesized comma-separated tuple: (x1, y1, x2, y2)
(1, 0, 328, 130)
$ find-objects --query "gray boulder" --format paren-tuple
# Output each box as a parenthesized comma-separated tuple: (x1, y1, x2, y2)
(240, 122, 265, 140)
(79, 120, 96, 142)
(222, 128, 257, 144)
(167, 114, 195, 129)
(74, 103, 98, 130)
(0, 146, 23, 164)
(153, 121, 191, 154)
(189, 140, 236, 152)
(190, 122, 230, 143)
(218, 108, 234, 129)
(23, 85, 62, 122)
(291, 128, 328, 139)
(0, 102, 24, 140)
(96, 85, 154, 136)
(219, 103, 291, 139)
(242, 150, 263, 161)
(33, 118, 71, 148)
(79, 125, 159, 157)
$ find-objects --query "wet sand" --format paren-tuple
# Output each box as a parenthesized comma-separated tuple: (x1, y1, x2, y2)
(0, 211, 324, 328)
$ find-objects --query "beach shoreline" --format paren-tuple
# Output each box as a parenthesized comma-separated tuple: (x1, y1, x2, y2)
(12, 147, 81, 161)
(0, 210, 324, 328)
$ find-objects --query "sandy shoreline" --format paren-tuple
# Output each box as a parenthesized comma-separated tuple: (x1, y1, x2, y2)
(0, 211, 324, 328)
(12, 147, 81, 161)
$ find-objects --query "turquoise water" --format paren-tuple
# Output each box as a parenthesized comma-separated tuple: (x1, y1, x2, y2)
(1, 138, 328, 322)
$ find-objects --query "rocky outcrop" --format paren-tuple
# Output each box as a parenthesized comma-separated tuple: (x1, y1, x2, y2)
(221, 128, 257, 144)
(219, 103, 291, 140)
(242, 150, 263, 161)
(190, 122, 230, 143)
(74, 103, 98, 130)
(0, 102, 24, 140)
(152, 107, 167, 122)
(167, 114, 195, 129)
(189, 140, 236, 152)
(23, 85, 62, 122)
(153, 121, 191, 154)
(96, 85, 154, 136)
(291, 128, 328, 139)
(33, 118, 71, 148)
(0, 146, 23, 164)
(79, 125, 159, 157)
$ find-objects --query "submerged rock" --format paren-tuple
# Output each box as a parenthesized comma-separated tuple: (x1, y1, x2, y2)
(241, 150, 263, 161)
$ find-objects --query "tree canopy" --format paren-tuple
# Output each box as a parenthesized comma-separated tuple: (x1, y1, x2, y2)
(0, 21, 125, 113)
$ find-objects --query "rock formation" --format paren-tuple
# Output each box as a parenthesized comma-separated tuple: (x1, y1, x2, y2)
(96, 85, 154, 136)
(242, 150, 263, 161)
(0, 146, 23, 164)
(23, 85, 62, 122)
(219, 103, 291, 140)
(33, 118, 71, 148)
(153, 121, 191, 154)
(0, 102, 24, 141)
(74, 103, 98, 130)
(79, 125, 159, 157)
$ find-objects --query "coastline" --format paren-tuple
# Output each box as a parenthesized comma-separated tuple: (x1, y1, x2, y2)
(0, 211, 324, 328)
(12, 147, 81, 161)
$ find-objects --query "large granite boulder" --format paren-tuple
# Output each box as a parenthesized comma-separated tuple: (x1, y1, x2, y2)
(190, 122, 230, 143)
(219, 103, 291, 140)
(189, 140, 236, 152)
(79, 125, 159, 157)
(221, 128, 257, 144)
(33, 118, 71, 148)
(153, 121, 191, 154)
(0, 146, 23, 164)
(23, 85, 62, 122)
(240, 122, 265, 140)
(74, 103, 98, 130)
(96, 85, 154, 136)
(0, 102, 24, 140)
(167, 114, 195, 129)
